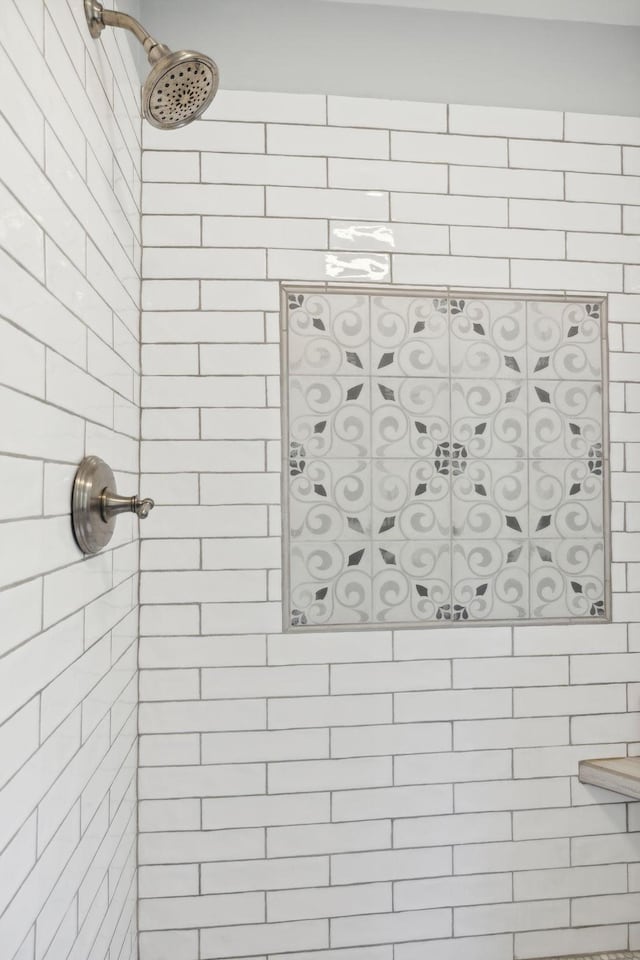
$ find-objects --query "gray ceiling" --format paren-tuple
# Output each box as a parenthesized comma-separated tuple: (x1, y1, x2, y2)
(138, 0, 640, 116)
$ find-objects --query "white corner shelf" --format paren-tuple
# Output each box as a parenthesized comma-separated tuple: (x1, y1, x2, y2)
(578, 756, 640, 800)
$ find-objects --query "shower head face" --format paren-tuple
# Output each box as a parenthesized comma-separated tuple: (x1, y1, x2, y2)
(143, 50, 219, 129)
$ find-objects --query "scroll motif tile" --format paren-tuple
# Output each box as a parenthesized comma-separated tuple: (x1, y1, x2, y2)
(528, 381, 603, 458)
(450, 297, 526, 379)
(291, 541, 373, 626)
(451, 380, 527, 459)
(530, 539, 606, 619)
(370, 296, 449, 375)
(452, 540, 529, 622)
(289, 377, 370, 458)
(452, 460, 528, 539)
(288, 291, 370, 375)
(289, 458, 371, 541)
(283, 286, 609, 630)
(527, 300, 602, 380)
(372, 378, 450, 458)
(529, 460, 604, 539)
(372, 540, 452, 624)
(372, 460, 451, 540)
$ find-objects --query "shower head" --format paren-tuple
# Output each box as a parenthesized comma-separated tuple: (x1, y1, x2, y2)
(84, 0, 219, 129)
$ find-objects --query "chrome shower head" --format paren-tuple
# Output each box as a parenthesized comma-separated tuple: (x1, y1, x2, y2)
(84, 0, 219, 129)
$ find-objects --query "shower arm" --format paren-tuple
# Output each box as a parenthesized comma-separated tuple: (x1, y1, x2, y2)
(84, 0, 169, 63)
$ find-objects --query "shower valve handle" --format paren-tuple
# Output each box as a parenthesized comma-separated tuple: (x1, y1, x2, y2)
(100, 490, 155, 521)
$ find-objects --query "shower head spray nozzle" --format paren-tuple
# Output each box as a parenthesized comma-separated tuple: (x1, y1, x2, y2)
(84, 0, 219, 129)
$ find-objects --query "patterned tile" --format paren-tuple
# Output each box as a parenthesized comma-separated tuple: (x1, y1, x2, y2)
(372, 539, 451, 624)
(528, 299, 603, 380)
(528, 380, 603, 458)
(451, 379, 527, 459)
(288, 291, 370, 375)
(450, 296, 526, 378)
(530, 538, 606, 619)
(289, 376, 370, 458)
(284, 289, 607, 630)
(290, 541, 372, 626)
(372, 459, 451, 540)
(452, 540, 529, 621)
(529, 459, 605, 539)
(452, 459, 528, 539)
(370, 295, 449, 375)
(289, 458, 371, 541)
(372, 378, 450, 458)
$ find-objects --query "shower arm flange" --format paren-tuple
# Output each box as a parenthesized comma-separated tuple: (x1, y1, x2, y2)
(84, 0, 169, 63)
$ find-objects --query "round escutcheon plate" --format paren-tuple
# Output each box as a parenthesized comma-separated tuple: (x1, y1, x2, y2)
(72, 455, 116, 555)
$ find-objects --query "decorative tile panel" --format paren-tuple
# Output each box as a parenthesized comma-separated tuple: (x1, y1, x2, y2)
(283, 286, 609, 630)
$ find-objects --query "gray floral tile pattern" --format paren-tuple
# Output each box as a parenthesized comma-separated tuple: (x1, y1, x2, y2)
(284, 290, 608, 630)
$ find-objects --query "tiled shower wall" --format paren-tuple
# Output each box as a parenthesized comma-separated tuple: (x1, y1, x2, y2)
(139, 93, 640, 960)
(0, 2, 141, 959)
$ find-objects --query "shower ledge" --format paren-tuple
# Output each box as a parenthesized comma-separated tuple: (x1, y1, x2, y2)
(578, 756, 640, 799)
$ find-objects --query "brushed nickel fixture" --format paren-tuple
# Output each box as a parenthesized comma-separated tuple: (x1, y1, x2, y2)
(84, 0, 219, 128)
(72, 455, 154, 555)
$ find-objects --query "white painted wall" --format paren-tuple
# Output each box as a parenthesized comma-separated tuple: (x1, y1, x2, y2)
(139, 0, 640, 116)
(0, 1, 141, 957)
(138, 89, 640, 960)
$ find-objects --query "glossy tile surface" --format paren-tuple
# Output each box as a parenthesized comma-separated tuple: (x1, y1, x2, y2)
(284, 290, 607, 629)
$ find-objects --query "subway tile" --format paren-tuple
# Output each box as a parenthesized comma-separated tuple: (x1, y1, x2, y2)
(396, 689, 512, 722)
(511, 258, 622, 291)
(203, 792, 330, 829)
(332, 908, 451, 948)
(267, 124, 389, 159)
(143, 182, 264, 216)
(142, 215, 201, 246)
(393, 253, 509, 287)
(455, 838, 569, 874)
(455, 717, 568, 751)
(332, 846, 450, 885)
(143, 247, 266, 280)
(455, 777, 569, 812)
(565, 112, 640, 145)
(396, 872, 511, 911)
(450, 104, 563, 139)
(510, 139, 621, 173)
(202, 855, 329, 894)
(202, 152, 326, 187)
(510, 198, 621, 232)
(269, 757, 391, 794)
(138, 763, 265, 799)
(138, 891, 263, 931)
(566, 171, 640, 204)
(267, 881, 391, 922)
(394, 811, 511, 848)
(567, 231, 640, 262)
(200, 919, 328, 959)
(142, 151, 200, 182)
(329, 158, 447, 193)
(269, 694, 391, 729)
(142, 120, 265, 153)
(332, 784, 452, 822)
(395, 749, 510, 786)
(267, 186, 388, 220)
(450, 165, 563, 198)
(455, 898, 569, 937)
(391, 192, 508, 226)
(392, 131, 506, 166)
(203, 216, 327, 250)
(212, 90, 326, 124)
(516, 925, 628, 960)
(450, 226, 565, 259)
(328, 96, 446, 132)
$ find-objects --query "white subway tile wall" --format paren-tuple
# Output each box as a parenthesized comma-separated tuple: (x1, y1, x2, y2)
(138, 92, 640, 960)
(0, 1, 140, 959)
